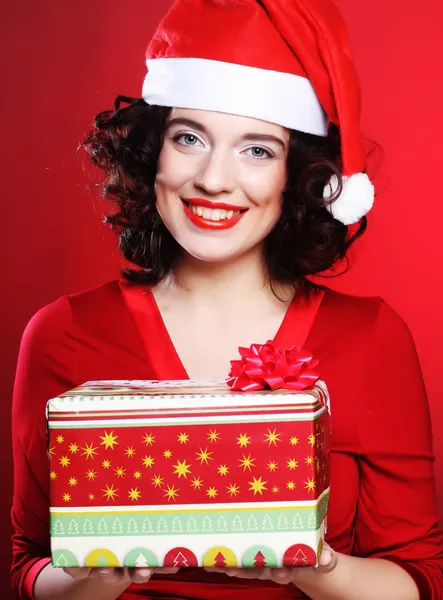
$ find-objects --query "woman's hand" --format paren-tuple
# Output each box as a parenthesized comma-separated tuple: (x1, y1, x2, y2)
(204, 542, 338, 586)
(63, 566, 180, 586)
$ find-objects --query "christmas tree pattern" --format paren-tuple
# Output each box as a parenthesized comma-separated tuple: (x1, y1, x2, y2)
(172, 517, 183, 532)
(247, 515, 258, 531)
(308, 513, 317, 529)
(53, 519, 64, 535)
(82, 519, 94, 535)
(217, 516, 228, 532)
(277, 514, 288, 530)
(142, 518, 153, 533)
(187, 517, 198, 532)
(292, 514, 303, 529)
(54, 554, 69, 567)
(214, 551, 227, 567)
(127, 518, 138, 533)
(253, 551, 267, 567)
(202, 516, 213, 532)
(98, 519, 108, 534)
(157, 517, 168, 533)
(232, 515, 243, 531)
(112, 518, 123, 534)
(262, 515, 273, 530)
(68, 519, 79, 535)
(135, 553, 149, 567)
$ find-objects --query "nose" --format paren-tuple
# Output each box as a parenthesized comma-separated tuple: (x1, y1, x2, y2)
(194, 148, 236, 196)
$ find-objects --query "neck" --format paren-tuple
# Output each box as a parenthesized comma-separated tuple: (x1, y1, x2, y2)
(162, 246, 293, 306)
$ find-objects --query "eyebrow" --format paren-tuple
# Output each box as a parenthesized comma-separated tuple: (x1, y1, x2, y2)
(166, 117, 287, 150)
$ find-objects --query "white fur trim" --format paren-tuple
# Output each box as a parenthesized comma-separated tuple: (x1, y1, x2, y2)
(323, 173, 374, 225)
(142, 57, 328, 137)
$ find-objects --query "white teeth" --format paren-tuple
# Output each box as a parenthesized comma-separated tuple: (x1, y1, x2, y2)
(189, 204, 243, 221)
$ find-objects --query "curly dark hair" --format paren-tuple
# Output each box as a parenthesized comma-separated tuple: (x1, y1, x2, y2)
(83, 95, 366, 285)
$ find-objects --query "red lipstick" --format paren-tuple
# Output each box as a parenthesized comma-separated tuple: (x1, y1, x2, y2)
(182, 198, 247, 231)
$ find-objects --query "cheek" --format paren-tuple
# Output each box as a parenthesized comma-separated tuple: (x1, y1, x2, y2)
(156, 145, 190, 196)
(241, 168, 286, 213)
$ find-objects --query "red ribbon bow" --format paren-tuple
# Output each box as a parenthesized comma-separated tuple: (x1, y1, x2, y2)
(226, 341, 320, 392)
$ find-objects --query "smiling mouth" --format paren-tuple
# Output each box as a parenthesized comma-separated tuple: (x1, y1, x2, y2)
(181, 199, 248, 230)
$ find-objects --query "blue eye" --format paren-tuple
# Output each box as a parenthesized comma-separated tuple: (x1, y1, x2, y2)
(246, 146, 272, 159)
(174, 133, 200, 146)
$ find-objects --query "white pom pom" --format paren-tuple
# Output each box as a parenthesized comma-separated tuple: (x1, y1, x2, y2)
(323, 173, 375, 225)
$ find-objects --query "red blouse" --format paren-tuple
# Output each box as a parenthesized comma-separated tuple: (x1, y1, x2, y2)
(11, 279, 443, 599)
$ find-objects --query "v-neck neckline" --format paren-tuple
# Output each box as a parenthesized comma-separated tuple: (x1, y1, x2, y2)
(119, 278, 325, 381)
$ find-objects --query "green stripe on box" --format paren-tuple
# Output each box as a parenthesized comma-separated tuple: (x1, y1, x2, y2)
(50, 496, 328, 537)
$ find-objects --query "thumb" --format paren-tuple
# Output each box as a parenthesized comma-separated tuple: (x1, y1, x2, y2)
(63, 567, 92, 580)
(315, 543, 338, 574)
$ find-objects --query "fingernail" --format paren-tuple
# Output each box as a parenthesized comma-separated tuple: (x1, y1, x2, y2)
(100, 568, 111, 575)
(320, 550, 332, 566)
(137, 568, 152, 577)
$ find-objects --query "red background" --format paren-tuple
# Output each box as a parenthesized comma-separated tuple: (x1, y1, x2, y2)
(2, 1, 443, 597)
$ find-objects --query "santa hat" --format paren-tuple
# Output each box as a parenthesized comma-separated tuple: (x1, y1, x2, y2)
(142, 0, 374, 226)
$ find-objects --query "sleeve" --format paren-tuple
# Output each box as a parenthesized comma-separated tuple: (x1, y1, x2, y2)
(353, 299, 443, 598)
(11, 297, 78, 600)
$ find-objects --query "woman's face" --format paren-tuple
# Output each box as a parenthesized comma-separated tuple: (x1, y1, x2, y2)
(155, 108, 289, 264)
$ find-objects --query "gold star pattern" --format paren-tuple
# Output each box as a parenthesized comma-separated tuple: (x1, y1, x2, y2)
(69, 443, 79, 454)
(206, 486, 218, 499)
(88, 493, 95, 501)
(100, 431, 118, 450)
(196, 447, 213, 465)
(48, 446, 56, 459)
(305, 456, 314, 466)
(308, 434, 316, 447)
(272, 485, 280, 494)
(238, 453, 256, 471)
(102, 484, 118, 501)
(177, 432, 189, 444)
(227, 483, 240, 497)
(142, 455, 155, 468)
(236, 433, 251, 448)
(134, 471, 142, 480)
(125, 446, 136, 458)
(287, 458, 299, 470)
(152, 474, 164, 488)
(63, 493, 71, 502)
(289, 436, 299, 446)
(191, 477, 204, 490)
(249, 476, 267, 496)
(59, 455, 70, 468)
(304, 477, 316, 492)
(218, 464, 229, 476)
(68, 477, 78, 487)
(163, 449, 173, 459)
(128, 487, 141, 501)
(115, 466, 126, 478)
(264, 428, 282, 447)
(173, 459, 192, 479)
(143, 433, 156, 446)
(267, 460, 278, 472)
(86, 469, 97, 481)
(164, 484, 179, 502)
(50, 471, 57, 480)
(102, 459, 111, 469)
(56, 435, 64, 444)
(81, 442, 98, 460)
(207, 429, 221, 443)
(287, 481, 296, 490)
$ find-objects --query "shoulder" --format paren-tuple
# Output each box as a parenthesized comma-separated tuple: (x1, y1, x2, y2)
(316, 283, 411, 338)
(21, 279, 122, 348)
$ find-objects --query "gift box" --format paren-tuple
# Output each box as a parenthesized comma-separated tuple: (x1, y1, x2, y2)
(47, 378, 330, 569)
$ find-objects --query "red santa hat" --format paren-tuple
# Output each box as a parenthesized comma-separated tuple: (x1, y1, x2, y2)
(142, 0, 374, 226)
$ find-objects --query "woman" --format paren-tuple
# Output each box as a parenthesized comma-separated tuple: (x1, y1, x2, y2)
(11, 0, 443, 599)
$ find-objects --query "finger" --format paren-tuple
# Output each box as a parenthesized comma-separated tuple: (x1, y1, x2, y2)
(63, 567, 91, 580)
(98, 568, 131, 585)
(270, 567, 296, 585)
(130, 568, 153, 584)
(152, 567, 180, 574)
(315, 545, 339, 574)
